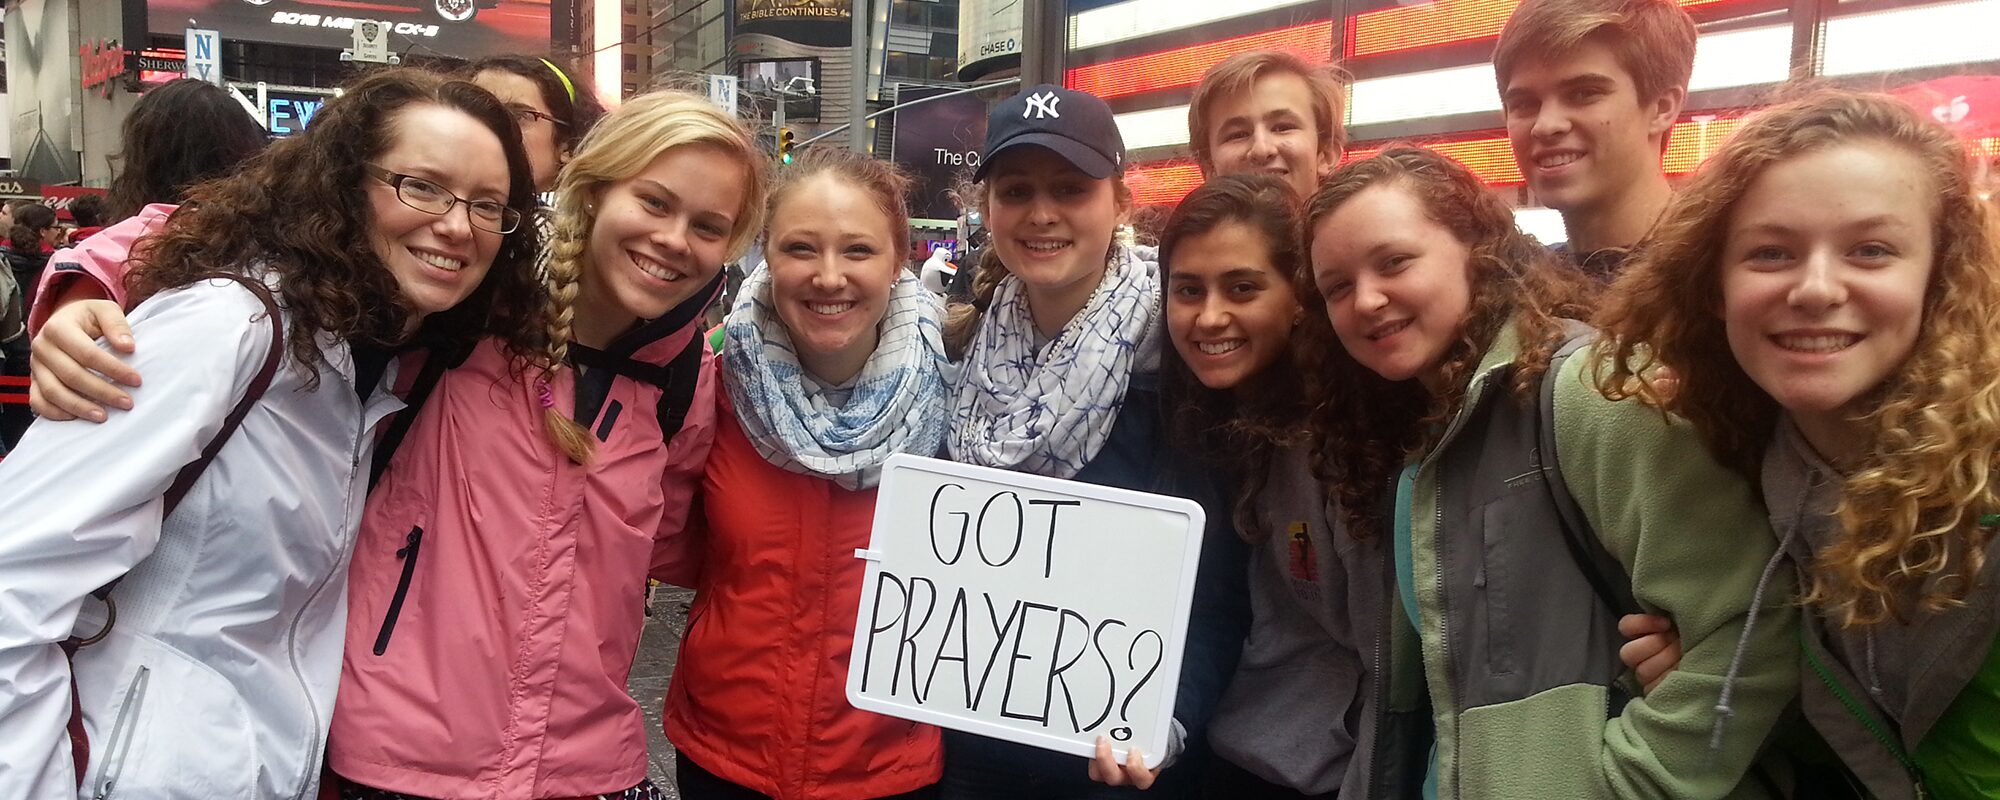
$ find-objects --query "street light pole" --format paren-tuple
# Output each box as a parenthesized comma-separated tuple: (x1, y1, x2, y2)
(1018, 0, 1065, 88)
(849, 0, 871, 152)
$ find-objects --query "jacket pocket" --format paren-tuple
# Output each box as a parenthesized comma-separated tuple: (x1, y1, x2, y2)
(1478, 502, 1517, 676)
(372, 526, 424, 655)
(91, 666, 150, 800)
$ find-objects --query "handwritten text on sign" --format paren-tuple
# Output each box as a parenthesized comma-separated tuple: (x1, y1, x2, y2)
(846, 455, 1204, 768)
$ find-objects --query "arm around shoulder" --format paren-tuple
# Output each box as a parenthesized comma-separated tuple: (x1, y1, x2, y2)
(1551, 354, 1799, 800)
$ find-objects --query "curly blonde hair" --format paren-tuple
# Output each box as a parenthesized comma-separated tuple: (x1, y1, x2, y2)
(538, 89, 769, 462)
(1296, 146, 1595, 534)
(1594, 90, 2000, 627)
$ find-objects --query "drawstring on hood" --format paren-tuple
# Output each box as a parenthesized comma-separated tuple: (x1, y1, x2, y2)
(1709, 492, 1809, 755)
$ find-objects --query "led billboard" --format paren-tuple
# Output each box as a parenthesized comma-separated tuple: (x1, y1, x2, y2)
(147, 0, 554, 58)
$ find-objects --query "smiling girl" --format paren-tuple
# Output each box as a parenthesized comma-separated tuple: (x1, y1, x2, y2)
(1299, 145, 1797, 799)
(1158, 173, 1385, 800)
(665, 147, 950, 800)
(22, 89, 768, 800)
(1598, 92, 2000, 800)
(0, 68, 543, 800)
(939, 84, 1248, 799)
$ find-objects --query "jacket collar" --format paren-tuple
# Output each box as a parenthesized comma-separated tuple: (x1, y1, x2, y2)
(596, 272, 724, 365)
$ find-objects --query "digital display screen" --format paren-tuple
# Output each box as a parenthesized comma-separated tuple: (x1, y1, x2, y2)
(265, 88, 330, 136)
(739, 57, 822, 121)
(148, 0, 554, 59)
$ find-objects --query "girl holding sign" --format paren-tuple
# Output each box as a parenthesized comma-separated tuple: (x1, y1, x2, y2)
(1157, 172, 1385, 800)
(1296, 146, 1799, 798)
(663, 148, 951, 800)
(939, 84, 1250, 798)
(22, 89, 766, 800)
(1598, 92, 2000, 800)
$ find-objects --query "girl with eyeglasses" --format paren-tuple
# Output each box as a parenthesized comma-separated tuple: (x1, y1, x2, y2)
(26, 87, 765, 800)
(0, 67, 544, 800)
(466, 55, 605, 195)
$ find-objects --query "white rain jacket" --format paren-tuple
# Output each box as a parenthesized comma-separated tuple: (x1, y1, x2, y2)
(0, 275, 402, 800)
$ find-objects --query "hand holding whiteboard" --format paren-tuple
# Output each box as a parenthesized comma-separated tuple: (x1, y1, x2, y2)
(846, 454, 1205, 770)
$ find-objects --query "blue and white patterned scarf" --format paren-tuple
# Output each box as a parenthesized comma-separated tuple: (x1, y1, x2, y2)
(947, 246, 1160, 479)
(722, 267, 948, 490)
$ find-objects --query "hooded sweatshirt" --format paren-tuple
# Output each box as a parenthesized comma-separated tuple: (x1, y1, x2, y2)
(1207, 444, 1385, 795)
(1764, 421, 2000, 800)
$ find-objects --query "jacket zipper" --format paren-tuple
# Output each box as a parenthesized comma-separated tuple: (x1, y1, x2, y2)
(288, 406, 371, 799)
(93, 666, 151, 800)
(373, 526, 425, 655)
(1416, 375, 1496, 800)
(1802, 627, 1927, 798)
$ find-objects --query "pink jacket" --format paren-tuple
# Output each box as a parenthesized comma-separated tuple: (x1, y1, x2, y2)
(328, 283, 719, 799)
(29, 203, 175, 333)
(36, 206, 718, 798)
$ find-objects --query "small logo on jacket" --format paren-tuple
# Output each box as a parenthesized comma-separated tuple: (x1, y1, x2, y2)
(1286, 521, 1317, 583)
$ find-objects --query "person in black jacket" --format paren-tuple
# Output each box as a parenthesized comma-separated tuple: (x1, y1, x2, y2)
(938, 84, 1250, 800)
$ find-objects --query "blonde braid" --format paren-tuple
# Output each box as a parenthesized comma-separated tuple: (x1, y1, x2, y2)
(538, 209, 596, 464)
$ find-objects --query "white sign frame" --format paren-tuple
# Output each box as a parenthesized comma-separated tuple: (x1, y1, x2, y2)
(845, 454, 1205, 769)
(184, 28, 222, 86)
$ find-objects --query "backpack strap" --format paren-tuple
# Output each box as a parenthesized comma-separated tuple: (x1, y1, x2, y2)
(65, 271, 283, 788)
(654, 334, 704, 443)
(368, 341, 472, 489)
(1537, 331, 1642, 619)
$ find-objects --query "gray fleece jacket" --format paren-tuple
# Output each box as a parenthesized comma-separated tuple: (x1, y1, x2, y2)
(1207, 444, 1386, 794)
(1764, 420, 2000, 800)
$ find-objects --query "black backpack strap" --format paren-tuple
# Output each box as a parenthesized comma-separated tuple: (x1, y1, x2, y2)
(1538, 330, 1641, 618)
(655, 335, 705, 443)
(67, 270, 283, 788)
(368, 341, 470, 489)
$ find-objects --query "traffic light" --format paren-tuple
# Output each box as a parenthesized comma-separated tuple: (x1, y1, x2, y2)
(778, 127, 796, 164)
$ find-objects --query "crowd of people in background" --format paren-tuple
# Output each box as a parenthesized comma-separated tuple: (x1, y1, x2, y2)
(0, 0, 1996, 798)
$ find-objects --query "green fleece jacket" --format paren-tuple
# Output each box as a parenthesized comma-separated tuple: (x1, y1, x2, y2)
(1394, 322, 1801, 800)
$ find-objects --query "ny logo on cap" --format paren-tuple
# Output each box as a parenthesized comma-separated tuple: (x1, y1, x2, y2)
(1024, 91, 1062, 120)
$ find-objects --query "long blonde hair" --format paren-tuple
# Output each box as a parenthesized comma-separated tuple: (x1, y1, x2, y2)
(539, 89, 769, 462)
(1596, 90, 2000, 627)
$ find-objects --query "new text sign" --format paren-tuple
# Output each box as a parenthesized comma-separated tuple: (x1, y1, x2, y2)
(846, 454, 1204, 768)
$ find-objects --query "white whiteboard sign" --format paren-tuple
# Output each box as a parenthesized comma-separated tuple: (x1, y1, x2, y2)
(846, 454, 1205, 769)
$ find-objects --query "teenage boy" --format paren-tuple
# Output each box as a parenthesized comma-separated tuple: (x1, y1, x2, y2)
(1495, 0, 1696, 278)
(1188, 50, 1349, 200)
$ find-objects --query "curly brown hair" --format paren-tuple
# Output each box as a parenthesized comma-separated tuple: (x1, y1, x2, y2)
(125, 67, 546, 389)
(1159, 173, 1315, 541)
(1594, 90, 2000, 627)
(1296, 146, 1595, 534)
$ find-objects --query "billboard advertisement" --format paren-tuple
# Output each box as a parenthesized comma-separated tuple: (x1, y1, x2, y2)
(6, 0, 82, 183)
(891, 84, 986, 221)
(735, 0, 851, 48)
(957, 0, 1020, 81)
(146, 0, 554, 58)
(740, 57, 822, 121)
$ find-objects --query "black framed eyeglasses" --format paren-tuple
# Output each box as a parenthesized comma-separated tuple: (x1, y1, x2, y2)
(366, 165, 522, 235)
(508, 104, 567, 128)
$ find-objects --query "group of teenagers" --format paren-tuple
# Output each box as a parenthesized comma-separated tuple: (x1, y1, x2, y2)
(0, 0, 1996, 798)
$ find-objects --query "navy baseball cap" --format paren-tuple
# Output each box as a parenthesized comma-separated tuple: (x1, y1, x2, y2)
(973, 84, 1126, 182)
